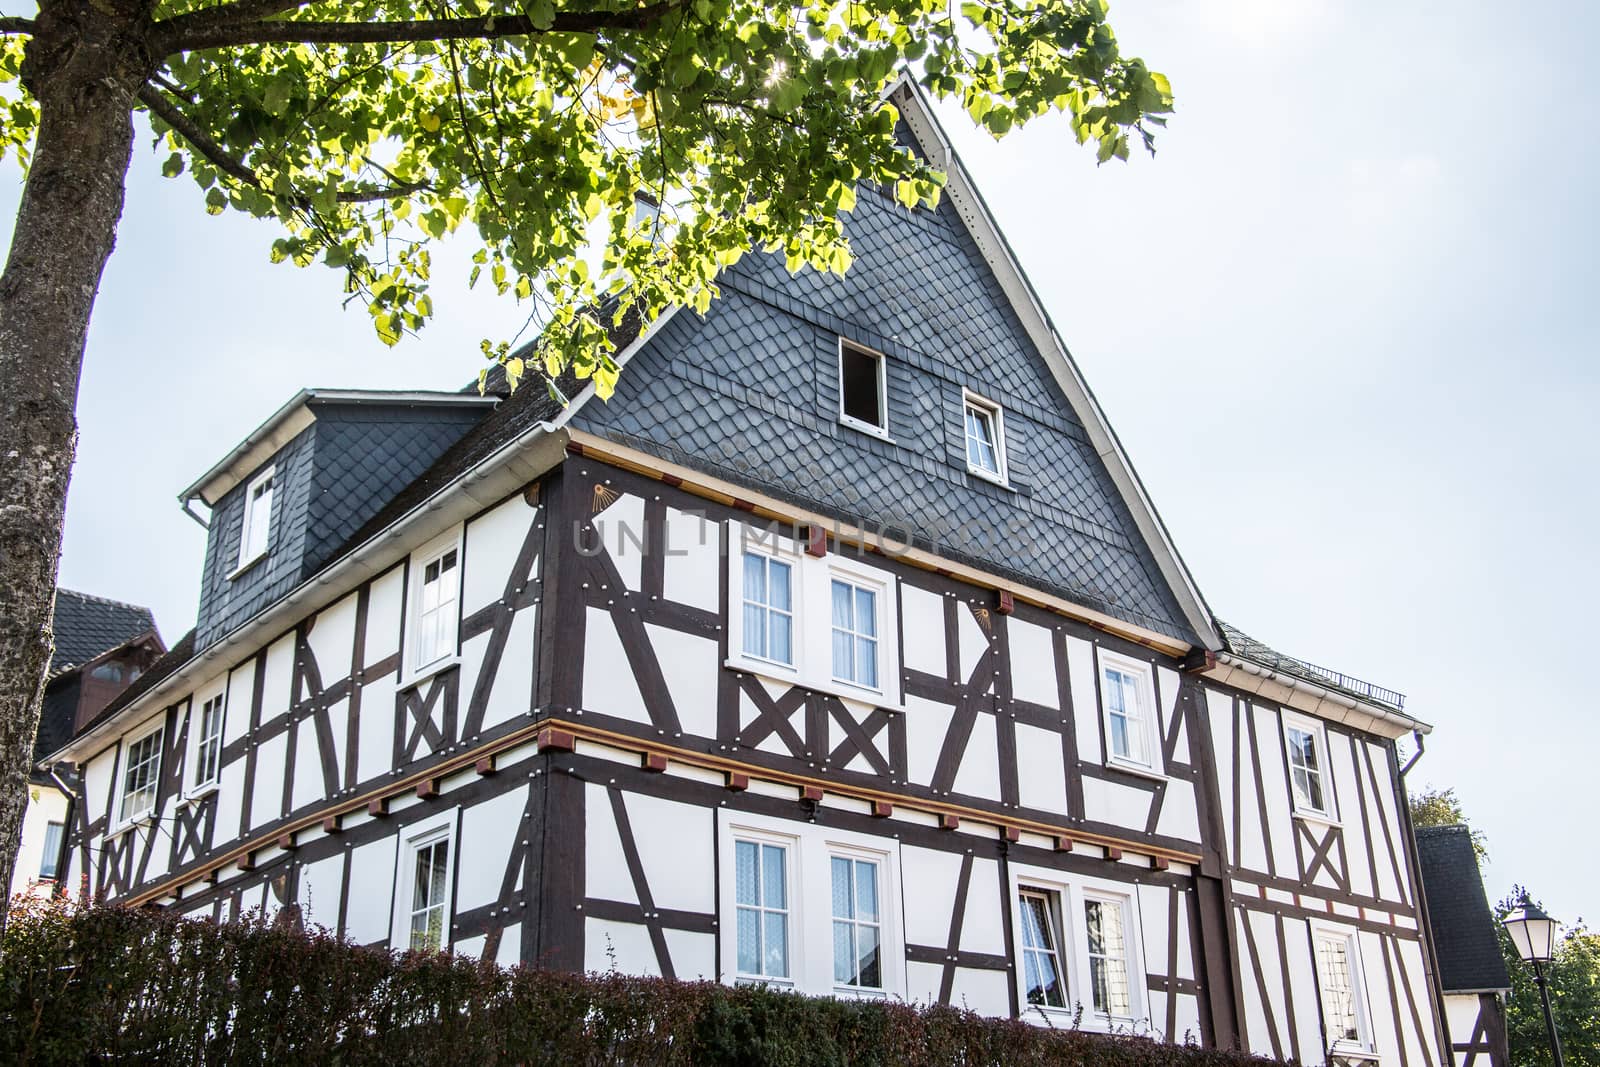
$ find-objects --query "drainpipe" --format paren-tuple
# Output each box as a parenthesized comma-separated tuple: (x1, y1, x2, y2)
(1399, 730, 1425, 777)
(1394, 738, 1453, 1063)
(46, 763, 78, 901)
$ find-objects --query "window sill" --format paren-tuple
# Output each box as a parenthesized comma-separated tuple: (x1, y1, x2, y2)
(1020, 1005, 1077, 1028)
(837, 417, 894, 445)
(966, 466, 1012, 490)
(108, 813, 154, 839)
(400, 655, 460, 693)
(724, 657, 906, 713)
(1104, 759, 1169, 785)
(182, 784, 219, 806)
(1293, 809, 1342, 830)
(226, 552, 267, 581)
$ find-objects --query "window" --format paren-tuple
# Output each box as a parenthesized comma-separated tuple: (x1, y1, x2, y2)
(831, 856, 881, 991)
(734, 839, 791, 982)
(742, 552, 794, 666)
(1314, 930, 1371, 1052)
(408, 836, 450, 951)
(1286, 716, 1335, 818)
(191, 693, 226, 791)
(90, 661, 124, 683)
(390, 810, 458, 951)
(39, 821, 64, 879)
(118, 725, 163, 824)
(238, 466, 275, 567)
(1084, 897, 1132, 1018)
(838, 341, 887, 436)
(1018, 889, 1067, 1008)
(414, 544, 460, 671)
(963, 392, 1006, 482)
(1099, 652, 1156, 770)
(830, 578, 879, 690)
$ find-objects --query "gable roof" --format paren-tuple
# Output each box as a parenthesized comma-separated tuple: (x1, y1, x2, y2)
(50, 590, 159, 677)
(1415, 825, 1510, 993)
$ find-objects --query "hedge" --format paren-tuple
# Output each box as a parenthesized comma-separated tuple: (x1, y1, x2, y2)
(0, 900, 1282, 1067)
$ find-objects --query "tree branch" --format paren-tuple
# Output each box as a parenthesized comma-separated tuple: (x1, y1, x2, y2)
(161, 1, 682, 53)
(137, 84, 428, 204)
(154, 0, 317, 42)
(0, 15, 36, 34)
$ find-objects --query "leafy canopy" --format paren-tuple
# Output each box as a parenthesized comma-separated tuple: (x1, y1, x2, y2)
(1407, 785, 1489, 864)
(0, 0, 1171, 399)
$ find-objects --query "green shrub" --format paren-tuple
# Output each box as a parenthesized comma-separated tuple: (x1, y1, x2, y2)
(0, 899, 1282, 1067)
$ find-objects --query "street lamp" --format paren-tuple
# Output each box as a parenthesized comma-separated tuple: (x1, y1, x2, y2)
(1503, 898, 1565, 1067)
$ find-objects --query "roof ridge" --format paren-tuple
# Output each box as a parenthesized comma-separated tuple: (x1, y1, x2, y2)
(54, 588, 157, 618)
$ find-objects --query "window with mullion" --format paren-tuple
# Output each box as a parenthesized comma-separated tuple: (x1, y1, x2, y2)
(1287, 723, 1331, 816)
(1315, 932, 1366, 1048)
(830, 578, 879, 690)
(119, 728, 162, 824)
(1084, 897, 1131, 1017)
(194, 694, 225, 788)
(408, 837, 450, 951)
(831, 856, 882, 990)
(741, 553, 794, 666)
(1103, 666, 1147, 765)
(1018, 889, 1067, 1008)
(39, 821, 64, 879)
(963, 397, 1004, 480)
(415, 547, 459, 668)
(734, 840, 791, 981)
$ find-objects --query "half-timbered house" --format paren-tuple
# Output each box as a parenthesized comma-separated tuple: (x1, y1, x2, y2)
(47, 79, 1454, 1066)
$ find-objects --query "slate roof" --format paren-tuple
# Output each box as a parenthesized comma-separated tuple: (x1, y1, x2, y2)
(1416, 825, 1510, 993)
(50, 590, 158, 677)
(82, 628, 197, 739)
(1218, 621, 1407, 711)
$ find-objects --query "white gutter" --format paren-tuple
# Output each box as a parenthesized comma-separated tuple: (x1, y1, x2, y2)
(1209, 652, 1430, 738)
(53, 310, 681, 765)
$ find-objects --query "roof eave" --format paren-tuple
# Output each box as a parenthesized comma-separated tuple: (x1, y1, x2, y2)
(1207, 651, 1430, 739)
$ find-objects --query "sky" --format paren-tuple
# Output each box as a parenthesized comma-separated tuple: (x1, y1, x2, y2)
(2, 1, 1596, 924)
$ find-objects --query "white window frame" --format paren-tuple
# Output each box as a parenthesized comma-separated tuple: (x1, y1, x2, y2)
(837, 338, 890, 440)
(716, 809, 904, 1000)
(728, 826, 799, 987)
(961, 390, 1008, 485)
(1283, 712, 1338, 822)
(390, 807, 459, 952)
(1017, 886, 1070, 1011)
(185, 686, 227, 798)
(828, 572, 883, 694)
(1097, 649, 1161, 774)
(39, 821, 64, 880)
(115, 718, 165, 828)
(1007, 863, 1149, 1033)
(724, 522, 904, 710)
(235, 465, 276, 573)
(404, 527, 464, 684)
(1311, 923, 1375, 1056)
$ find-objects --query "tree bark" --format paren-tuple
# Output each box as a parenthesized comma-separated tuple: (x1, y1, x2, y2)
(0, 5, 152, 904)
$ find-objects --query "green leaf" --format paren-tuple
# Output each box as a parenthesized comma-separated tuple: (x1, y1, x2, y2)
(161, 152, 185, 179)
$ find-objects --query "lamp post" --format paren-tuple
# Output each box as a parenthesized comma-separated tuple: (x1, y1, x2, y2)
(1503, 898, 1565, 1067)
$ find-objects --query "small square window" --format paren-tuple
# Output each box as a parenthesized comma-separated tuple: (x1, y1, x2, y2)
(238, 466, 275, 569)
(839, 342, 887, 436)
(1018, 888, 1067, 1008)
(963, 392, 1006, 483)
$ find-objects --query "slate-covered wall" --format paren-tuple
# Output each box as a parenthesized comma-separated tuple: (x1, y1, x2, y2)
(568, 183, 1192, 642)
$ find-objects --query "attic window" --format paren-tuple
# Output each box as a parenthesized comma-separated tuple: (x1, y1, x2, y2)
(838, 341, 887, 437)
(237, 466, 275, 571)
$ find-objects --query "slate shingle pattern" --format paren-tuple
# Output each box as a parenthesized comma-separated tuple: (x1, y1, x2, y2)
(1416, 825, 1511, 993)
(569, 184, 1193, 641)
(50, 589, 157, 676)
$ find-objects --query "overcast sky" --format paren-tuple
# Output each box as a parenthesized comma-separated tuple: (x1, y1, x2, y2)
(3, 1, 1594, 923)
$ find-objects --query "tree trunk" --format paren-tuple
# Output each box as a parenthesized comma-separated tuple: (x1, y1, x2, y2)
(0, 6, 151, 903)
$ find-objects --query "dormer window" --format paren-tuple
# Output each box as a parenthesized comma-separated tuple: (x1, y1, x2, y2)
(238, 466, 275, 569)
(963, 391, 1006, 483)
(838, 341, 887, 437)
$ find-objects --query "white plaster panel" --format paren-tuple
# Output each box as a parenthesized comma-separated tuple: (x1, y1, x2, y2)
(1174, 891, 1195, 981)
(1015, 722, 1068, 815)
(904, 695, 955, 789)
(1172, 993, 1203, 1046)
(1154, 781, 1202, 843)
(949, 966, 1011, 1017)
(1359, 931, 1400, 1065)
(364, 567, 405, 666)
(648, 623, 719, 740)
(1327, 733, 1373, 899)
(308, 593, 357, 687)
(143, 805, 172, 882)
(260, 634, 297, 724)
(902, 584, 946, 677)
(956, 607, 989, 686)
(959, 857, 1006, 955)
(463, 495, 538, 614)
(1007, 618, 1058, 708)
(1363, 741, 1407, 905)
(1254, 704, 1294, 876)
(83, 748, 116, 828)
(345, 836, 398, 946)
(355, 668, 397, 785)
(298, 854, 345, 931)
(1066, 637, 1101, 765)
(292, 716, 326, 812)
(1392, 936, 1435, 1066)
(585, 783, 639, 905)
(223, 658, 257, 747)
(662, 507, 720, 612)
(900, 846, 962, 947)
(1083, 776, 1153, 831)
(1282, 916, 1323, 1067)
(951, 711, 1000, 801)
(592, 491, 646, 591)
(626, 793, 715, 913)
(1236, 911, 1275, 1058)
(215, 759, 245, 845)
(906, 961, 945, 1006)
(586, 918, 659, 975)
(1138, 883, 1171, 980)
(251, 732, 287, 830)
(496, 924, 523, 968)
(457, 784, 529, 914)
(664, 929, 716, 980)
(582, 607, 650, 723)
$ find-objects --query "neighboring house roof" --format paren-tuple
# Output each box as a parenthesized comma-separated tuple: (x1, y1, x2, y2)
(1218, 621, 1408, 713)
(80, 629, 197, 739)
(50, 590, 159, 677)
(1416, 825, 1511, 993)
